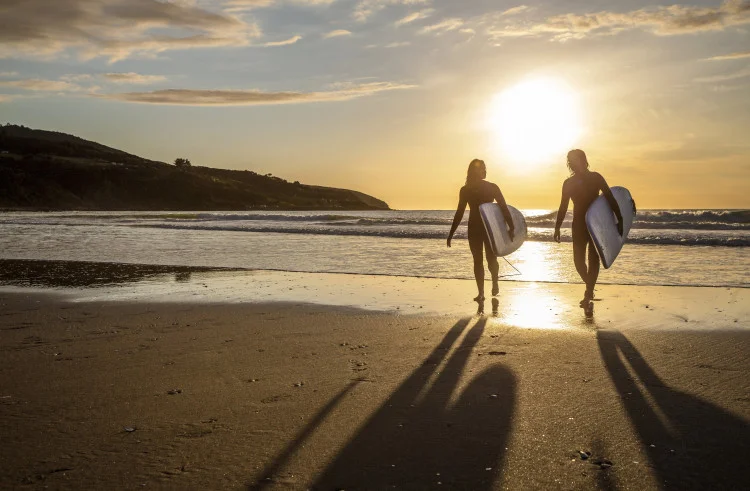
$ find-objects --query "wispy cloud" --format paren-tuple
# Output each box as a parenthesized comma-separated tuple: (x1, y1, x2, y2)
(0, 0, 259, 62)
(222, 0, 275, 11)
(0, 79, 85, 92)
(395, 9, 434, 27)
(102, 73, 168, 84)
(0, 71, 19, 78)
(365, 41, 411, 48)
(323, 30, 353, 39)
(420, 18, 464, 35)
(101, 81, 417, 106)
(0, 72, 169, 93)
(262, 35, 303, 46)
(60, 74, 95, 82)
(501, 5, 531, 17)
(223, 0, 335, 11)
(695, 66, 750, 83)
(705, 50, 750, 61)
(488, 0, 750, 41)
(354, 0, 432, 23)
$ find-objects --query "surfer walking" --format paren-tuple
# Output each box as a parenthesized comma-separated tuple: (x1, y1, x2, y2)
(448, 159, 515, 301)
(554, 149, 623, 310)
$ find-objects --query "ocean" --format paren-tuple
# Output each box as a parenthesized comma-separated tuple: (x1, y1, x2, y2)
(0, 209, 747, 288)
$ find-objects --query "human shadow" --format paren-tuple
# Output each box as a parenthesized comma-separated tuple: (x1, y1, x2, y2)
(247, 320, 474, 490)
(312, 317, 516, 490)
(597, 330, 750, 490)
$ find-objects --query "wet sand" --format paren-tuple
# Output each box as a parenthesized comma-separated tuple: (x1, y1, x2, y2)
(0, 263, 748, 490)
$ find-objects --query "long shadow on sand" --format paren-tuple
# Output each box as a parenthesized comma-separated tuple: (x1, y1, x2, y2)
(308, 316, 516, 490)
(597, 330, 750, 490)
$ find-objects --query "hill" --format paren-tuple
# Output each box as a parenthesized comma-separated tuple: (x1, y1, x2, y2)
(0, 124, 389, 211)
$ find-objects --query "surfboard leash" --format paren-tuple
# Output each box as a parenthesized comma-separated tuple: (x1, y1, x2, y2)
(500, 256, 522, 278)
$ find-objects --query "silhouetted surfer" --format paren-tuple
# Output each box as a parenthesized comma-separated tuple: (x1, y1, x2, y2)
(448, 159, 514, 301)
(554, 149, 622, 310)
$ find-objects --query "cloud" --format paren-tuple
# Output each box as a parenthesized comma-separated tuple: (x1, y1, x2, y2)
(487, 0, 750, 41)
(354, 0, 432, 23)
(0, 79, 85, 92)
(223, 0, 275, 10)
(100, 81, 417, 106)
(365, 41, 411, 48)
(0, 71, 19, 78)
(0, 72, 168, 92)
(706, 50, 750, 61)
(0, 94, 17, 103)
(394, 9, 434, 27)
(262, 35, 303, 46)
(501, 5, 531, 17)
(0, 0, 259, 62)
(695, 66, 750, 83)
(222, 0, 336, 12)
(419, 18, 464, 35)
(102, 72, 168, 84)
(60, 74, 96, 82)
(323, 30, 353, 39)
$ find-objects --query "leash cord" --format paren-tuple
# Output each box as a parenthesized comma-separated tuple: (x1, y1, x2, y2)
(500, 256, 522, 278)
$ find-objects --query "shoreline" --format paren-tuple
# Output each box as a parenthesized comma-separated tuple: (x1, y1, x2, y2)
(1, 257, 748, 290)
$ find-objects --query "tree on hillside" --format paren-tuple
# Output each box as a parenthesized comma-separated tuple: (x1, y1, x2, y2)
(174, 158, 191, 169)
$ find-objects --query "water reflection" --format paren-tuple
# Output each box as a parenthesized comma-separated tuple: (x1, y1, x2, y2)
(502, 241, 570, 283)
(476, 297, 501, 316)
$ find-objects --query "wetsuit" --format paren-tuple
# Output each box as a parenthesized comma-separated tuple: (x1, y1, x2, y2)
(555, 171, 622, 295)
(449, 180, 514, 292)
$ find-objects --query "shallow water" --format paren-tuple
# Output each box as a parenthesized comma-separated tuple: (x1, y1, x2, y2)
(0, 211, 747, 287)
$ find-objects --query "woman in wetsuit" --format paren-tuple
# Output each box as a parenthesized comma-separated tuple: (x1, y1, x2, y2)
(554, 149, 622, 306)
(448, 159, 515, 301)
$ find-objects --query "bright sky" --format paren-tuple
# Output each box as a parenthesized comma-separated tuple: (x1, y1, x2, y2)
(1, 0, 749, 209)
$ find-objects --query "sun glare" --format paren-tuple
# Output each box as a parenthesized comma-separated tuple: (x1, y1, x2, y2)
(488, 78, 582, 167)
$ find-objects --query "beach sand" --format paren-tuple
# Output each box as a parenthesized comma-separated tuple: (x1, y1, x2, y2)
(0, 266, 748, 490)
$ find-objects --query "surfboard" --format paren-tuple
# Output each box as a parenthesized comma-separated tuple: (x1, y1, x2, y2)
(479, 203, 527, 257)
(585, 186, 636, 269)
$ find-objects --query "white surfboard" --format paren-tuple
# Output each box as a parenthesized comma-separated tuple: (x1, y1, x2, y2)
(479, 204, 527, 257)
(585, 186, 636, 269)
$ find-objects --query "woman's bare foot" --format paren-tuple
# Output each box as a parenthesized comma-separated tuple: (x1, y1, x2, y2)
(579, 288, 594, 307)
(583, 301, 594, 317)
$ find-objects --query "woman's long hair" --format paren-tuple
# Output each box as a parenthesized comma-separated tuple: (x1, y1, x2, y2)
(466, 159, 486, 186)
(567, 149, 589, 175)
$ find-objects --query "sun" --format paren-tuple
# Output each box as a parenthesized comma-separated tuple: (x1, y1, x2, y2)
(488, 77, 582, 166)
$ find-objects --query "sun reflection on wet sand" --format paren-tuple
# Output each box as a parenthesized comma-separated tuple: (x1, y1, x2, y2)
(494, 282, 567, 329)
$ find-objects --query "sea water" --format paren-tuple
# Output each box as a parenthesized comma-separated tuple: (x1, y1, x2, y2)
(0, 210, 747, 288)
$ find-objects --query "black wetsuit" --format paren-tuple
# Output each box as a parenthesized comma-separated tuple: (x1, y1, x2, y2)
(450, 180, 513, 292)
(555, 171, 622, 294)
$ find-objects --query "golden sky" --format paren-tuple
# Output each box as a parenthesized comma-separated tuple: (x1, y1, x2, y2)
(1, 0, 748, 209)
